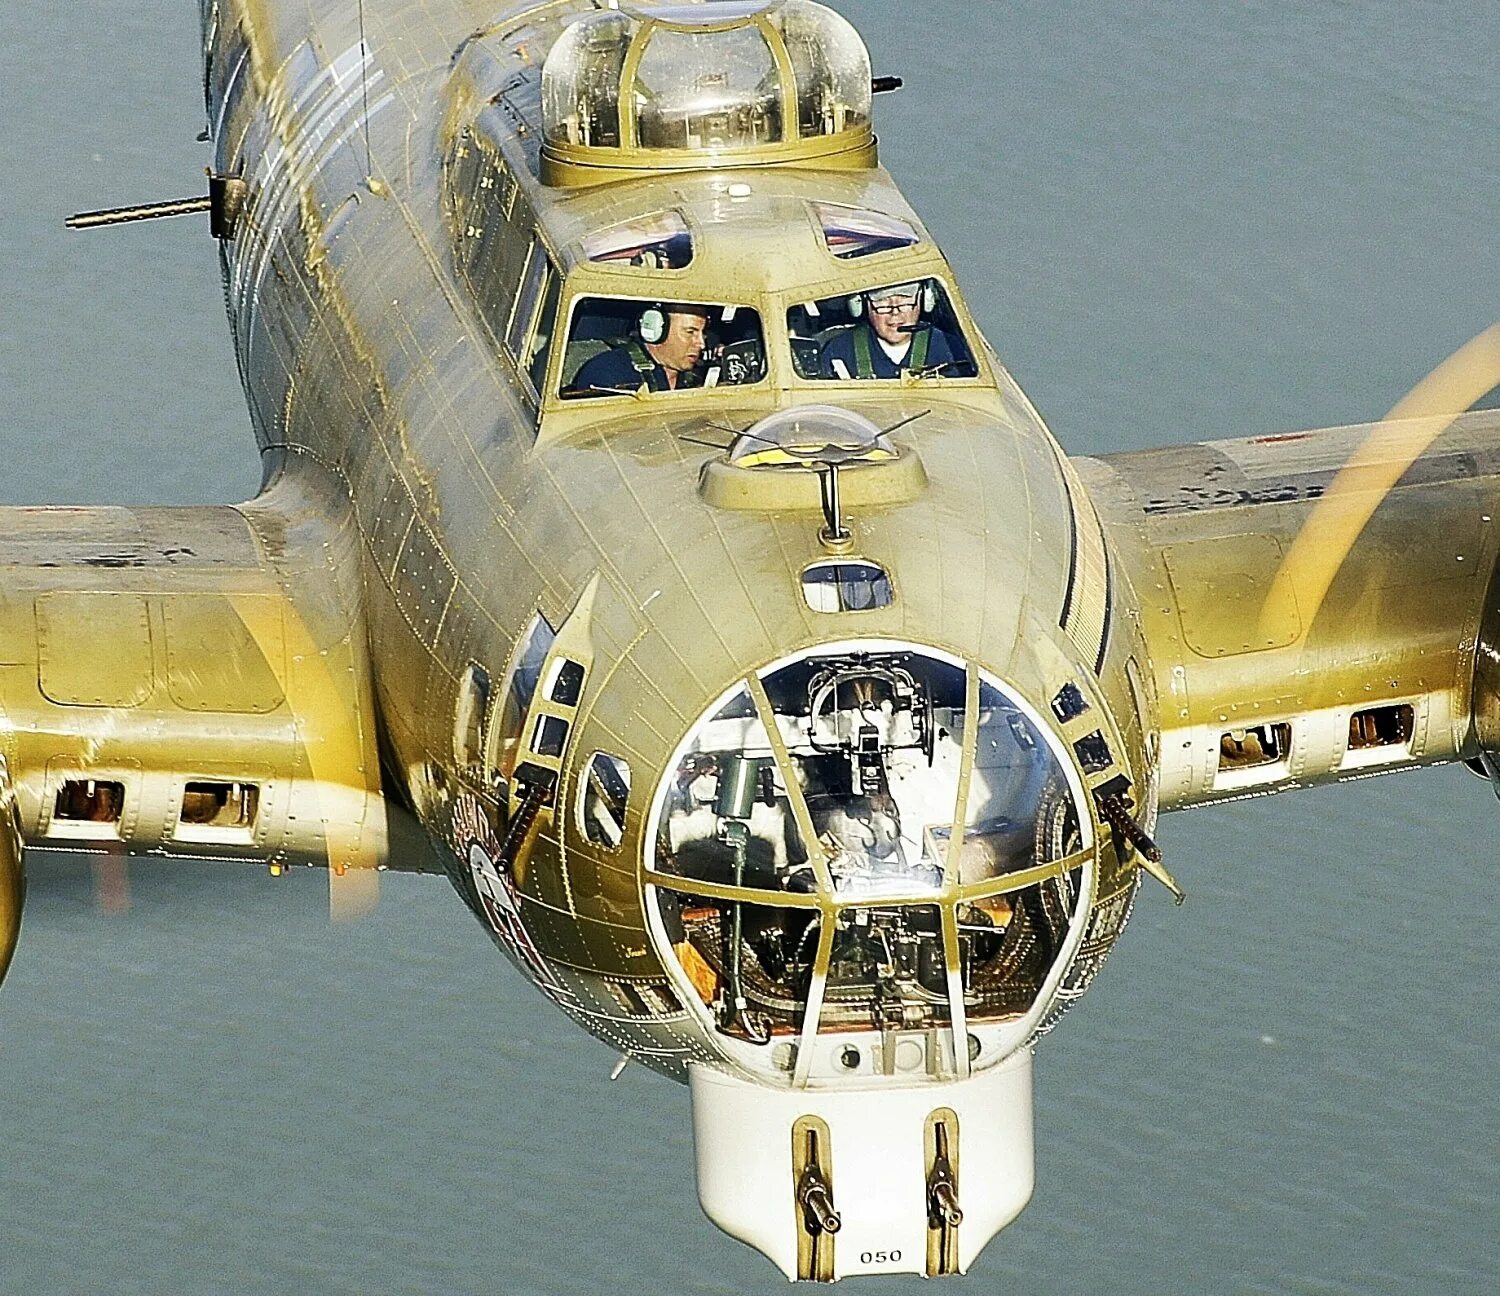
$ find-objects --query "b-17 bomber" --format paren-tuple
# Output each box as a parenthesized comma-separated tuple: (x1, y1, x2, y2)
(4, 0, 1497, 1282)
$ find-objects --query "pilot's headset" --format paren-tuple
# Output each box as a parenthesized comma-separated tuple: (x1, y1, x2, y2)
(847, 281, 937, 318)
(638, 303, 670, 344)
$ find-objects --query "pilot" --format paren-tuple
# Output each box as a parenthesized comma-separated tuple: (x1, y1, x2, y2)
(819, 281, 960, 380)
(569, 303, 712, 396)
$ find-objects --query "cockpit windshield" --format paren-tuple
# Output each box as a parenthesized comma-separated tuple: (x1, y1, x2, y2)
(560, 297, 767, 400)
(787, 278, 977, 382)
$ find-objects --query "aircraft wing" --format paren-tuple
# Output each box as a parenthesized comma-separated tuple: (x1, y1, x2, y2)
(1077, 407, 1500, 810)
(0, 479, 388, 923)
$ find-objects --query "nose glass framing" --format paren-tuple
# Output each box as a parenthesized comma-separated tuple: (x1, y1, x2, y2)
(645, 641, 1094, 1087)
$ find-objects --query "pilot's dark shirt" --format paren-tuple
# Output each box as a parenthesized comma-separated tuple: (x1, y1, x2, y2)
(568, 343, 701, 397)
(818, 322, 960, 380)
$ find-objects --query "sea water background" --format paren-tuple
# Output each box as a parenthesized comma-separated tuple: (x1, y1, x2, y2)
(1, 2, 1496, 1292)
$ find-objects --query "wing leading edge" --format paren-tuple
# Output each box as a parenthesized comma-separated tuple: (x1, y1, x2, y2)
(0, 482, 388, 885)
(1078, 408, 1500, 810)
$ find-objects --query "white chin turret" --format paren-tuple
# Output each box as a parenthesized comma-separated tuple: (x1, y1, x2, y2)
(690, 1051, 1034, 1280)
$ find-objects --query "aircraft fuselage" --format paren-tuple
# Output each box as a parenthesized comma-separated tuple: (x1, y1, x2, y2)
(201, 0, 1149, 1276)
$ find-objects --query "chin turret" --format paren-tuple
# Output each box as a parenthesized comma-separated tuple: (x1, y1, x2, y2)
(691, 1054, 1034, 1280)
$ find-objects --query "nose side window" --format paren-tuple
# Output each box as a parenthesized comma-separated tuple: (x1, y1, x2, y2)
(801, 561, 894, 613)
(488, 612, 557, 786)
(579, 752, 633, 849)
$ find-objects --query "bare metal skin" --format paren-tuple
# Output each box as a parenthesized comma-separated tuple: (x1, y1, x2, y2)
(4, 0, 1497, 1280)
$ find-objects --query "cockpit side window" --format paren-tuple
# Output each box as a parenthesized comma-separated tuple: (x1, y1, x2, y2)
(560, 297, 767, 400)
(527, 267, 562, 397)
(499, 238, 564, 411)
(506, 241, 546, 359)
(787, 278, 978, 382)
(448, 135, 562, 416)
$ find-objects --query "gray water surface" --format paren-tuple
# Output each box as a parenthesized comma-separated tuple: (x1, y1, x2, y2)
(2, 3, 1497, 1293)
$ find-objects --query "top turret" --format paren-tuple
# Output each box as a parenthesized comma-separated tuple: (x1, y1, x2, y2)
(540, 0, 875, 186)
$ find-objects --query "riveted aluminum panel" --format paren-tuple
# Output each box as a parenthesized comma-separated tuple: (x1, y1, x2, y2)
(1163, 533, 1302, 658)
(36, 592, 154, 708)
(163, 594, 287, 714)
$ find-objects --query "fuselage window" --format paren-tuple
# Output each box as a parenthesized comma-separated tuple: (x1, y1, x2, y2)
(507, 238, 561, 396)
(52, 779, 125, 834)
(547, 658, 586, 706)
(449, 137, 557, 407)
(560, 297, 766, 400)
(788, 278, 977, 382)
(801, 561, 894, 612)
(1347, 703, 1413, 751)
(1219, 723, 1291, 772)
(582, 211, 693, 269)
(454, 662, 492, 774)
(505, 241, 543, 358)
(533, 715, 570, 760)
(1072, 731, 1113, 775)
(526, 267, 562, 397)
(810, 201, 920, 259)
(178, 781, 260, 834)
(492, 612, 557, 783)
(579, 752, 633, 849)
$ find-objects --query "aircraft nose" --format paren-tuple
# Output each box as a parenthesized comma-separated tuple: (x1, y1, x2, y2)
(641, 638, 1095, 1081)
(635, 639, 1092, 1280)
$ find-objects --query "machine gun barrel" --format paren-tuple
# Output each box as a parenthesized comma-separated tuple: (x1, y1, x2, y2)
(1095, 791, 1161, 862)
(66, 196, 212, 229)
(67, 173, 247, 238)
(798, 1177, 842, 1235)
(929, 1177, 963, 1227)
(1096, 791, 1184, 904)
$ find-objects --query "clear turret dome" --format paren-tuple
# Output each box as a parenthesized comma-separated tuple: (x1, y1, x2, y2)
(540, 0, 875, 184)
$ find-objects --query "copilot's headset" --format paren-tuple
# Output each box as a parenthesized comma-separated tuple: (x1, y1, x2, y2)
(847, 280, 937, 318)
